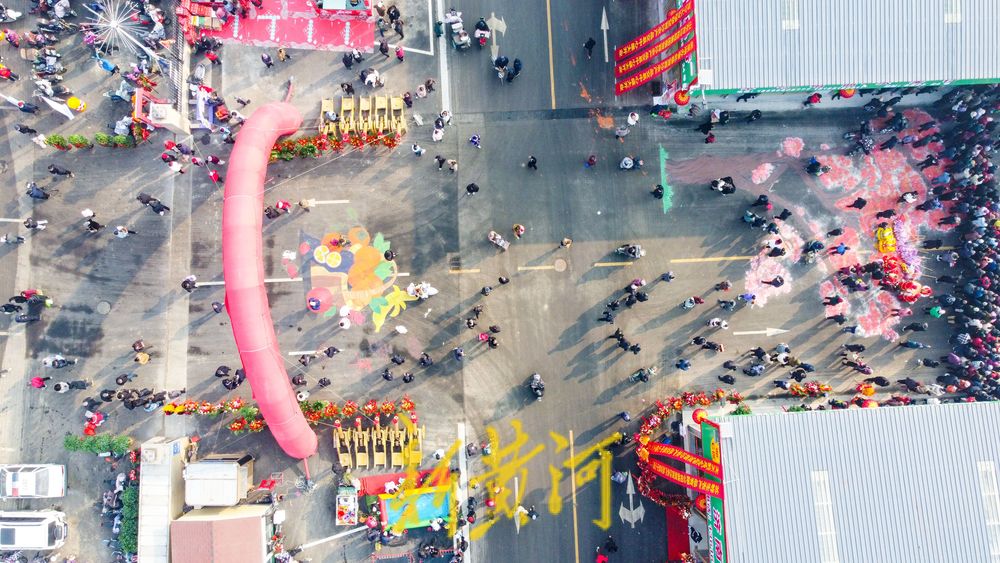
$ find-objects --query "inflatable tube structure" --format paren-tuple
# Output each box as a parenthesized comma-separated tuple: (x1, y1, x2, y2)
(221, 102, 318, 459)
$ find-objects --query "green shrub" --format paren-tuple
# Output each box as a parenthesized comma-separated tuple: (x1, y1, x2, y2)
(94, 132, 113, 146)
(111, 135, 134, 148)
(44, 134, 70, 150)
(731, 403, 752, 416)
(63, 434, 133, 455)
(118, 517, 138, 553)
(67, 134, 92, 148)
(121, 486, 139, 520)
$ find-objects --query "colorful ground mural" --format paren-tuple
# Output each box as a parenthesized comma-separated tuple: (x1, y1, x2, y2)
(663, 108, 952, 340)
(300, 226, 415, 332)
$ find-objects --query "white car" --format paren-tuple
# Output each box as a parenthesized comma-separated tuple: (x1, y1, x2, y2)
(0, 511, 68, 550)
(0, 464, 66, 499)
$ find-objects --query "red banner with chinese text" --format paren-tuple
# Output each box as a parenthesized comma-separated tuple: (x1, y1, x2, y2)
(647, 458, 724, 497)
(614, 38, 696, 96)
(645, 442, 721, 478)
(615, 18, 695, 78)
(615, 0, 694, 61)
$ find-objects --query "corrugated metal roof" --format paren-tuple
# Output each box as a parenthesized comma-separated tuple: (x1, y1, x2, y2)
(693, 0, 1000, 90)
(717, 402, 1000, 562)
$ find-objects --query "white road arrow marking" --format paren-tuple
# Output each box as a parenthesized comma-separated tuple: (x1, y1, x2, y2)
(732, 327, 790, 337)
(618, 472, 645, 528)
(485, 12, 507, 60)
(600, 7, 610, 63)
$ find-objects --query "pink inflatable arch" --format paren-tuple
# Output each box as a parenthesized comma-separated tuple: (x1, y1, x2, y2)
(221, 102, 318, 459)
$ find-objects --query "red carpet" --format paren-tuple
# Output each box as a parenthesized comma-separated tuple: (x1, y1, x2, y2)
(198, 0, 374, 52)
(666, 505, 688, 561)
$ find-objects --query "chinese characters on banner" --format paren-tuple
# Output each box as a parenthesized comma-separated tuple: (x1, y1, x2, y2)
(614, 0, 693, 60)
(615, 19, 695, 78)
(645, 458, 723, 497)
(614, 39, 697, 96)
(643, 441, 721, 478)
(701, 421, 728, 563)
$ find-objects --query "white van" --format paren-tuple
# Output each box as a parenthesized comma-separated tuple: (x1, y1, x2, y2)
(0, 510, 68, 550)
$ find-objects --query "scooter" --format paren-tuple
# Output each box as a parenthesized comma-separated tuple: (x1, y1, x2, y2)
(616, 244, 645, 259)
(629, 365, 658, 383)
(34, 79, 69, 96)
(0, 4, 22, 22)
(487, 230, 510, 251)
(528, 373, 544, 401)
(24, 30, 56, 46)
(32, 70, 63, 82)
(104, 80, 133, 103)
(473, 17, 490, 48)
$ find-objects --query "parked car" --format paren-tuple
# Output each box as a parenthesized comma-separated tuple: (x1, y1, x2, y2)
(0, 464, 66, 498)
(0, 510, 68, 550)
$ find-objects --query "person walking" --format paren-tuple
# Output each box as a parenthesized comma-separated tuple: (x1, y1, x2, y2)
(14, 124, 37, 135)
(469, 134, 482, 149)
(411, 144, 425, 157)
(435, 155, 447, 170)
(584, 154, 597, 168)
(30, 376, 50, 388)
(261, 53, 274, 68)
(395, 45, 405, 62)
(803, 92, 822, 107)
(526, 155, 537, 170)
(465, 183, 480, 196)
(393, 19, 405, 39)
(277, 47, 290, 62)
(47, 164, 74, 178)
(379, 40, 390, 58)
(583, 37, 596, 59)
(560, 237, 573, 248)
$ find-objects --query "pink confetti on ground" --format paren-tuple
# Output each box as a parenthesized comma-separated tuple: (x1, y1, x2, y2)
(744, 250, 791, 308)
(820, 143, 830, 150)
(819, 280, 851, 317)
(781, 137, 805, 158)
(744, 225, 804, 307)
(751, 163, 775, 184)
(353, 358, 373, 372)
(855, 292, 903, 340)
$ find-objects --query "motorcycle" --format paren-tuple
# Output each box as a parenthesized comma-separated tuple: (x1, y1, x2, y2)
(0, 4, 22, 22)
(616, 244, 645, 259)
(629, 365, 658, 383)
(36, 17, 78, 34)
(25, 30, 56, 47)
(193, 35, 222, 53)
(32, 71, 63, 82)
(473, 17, 490, 48)
(487, 230, 510, 251)
(34, 79, 69, 96)
(528, 373, 544, 401)
(492, 55, 508, 80)
(806, 157, 830, 176)
(32, 62, 66, 75)
(104, 80, 134, 103)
